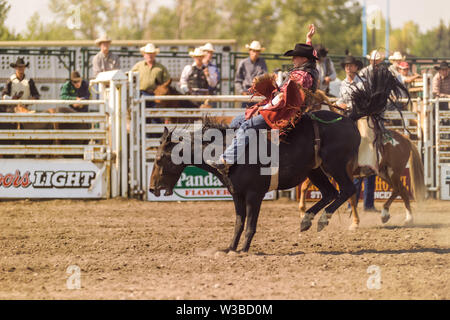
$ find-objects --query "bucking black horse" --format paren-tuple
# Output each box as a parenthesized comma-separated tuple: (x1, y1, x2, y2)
(149, 65, 407, 253)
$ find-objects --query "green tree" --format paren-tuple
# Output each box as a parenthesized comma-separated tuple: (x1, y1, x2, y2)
(412, 20, 450, 57)
(22, 12, 75, 40)
(390, 21, 420, 56)
(0, 0, 17, 40)
(270, 0, 362, 56)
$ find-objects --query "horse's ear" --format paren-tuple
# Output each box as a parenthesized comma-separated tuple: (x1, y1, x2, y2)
(163, 78, 172, 87)
(162, 126, 169, 140)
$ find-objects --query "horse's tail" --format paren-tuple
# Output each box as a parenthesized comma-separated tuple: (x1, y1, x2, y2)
(408, 138, 426, 202)
(348, 64, 410, 122)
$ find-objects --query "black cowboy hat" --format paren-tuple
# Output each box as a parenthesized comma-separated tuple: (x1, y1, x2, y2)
(340, 55, 363, 70)
(434, 61, 448, 71)
(10, 57, 29, 68)
(283, 43, 318, 60)
(315, 44, 329, 58)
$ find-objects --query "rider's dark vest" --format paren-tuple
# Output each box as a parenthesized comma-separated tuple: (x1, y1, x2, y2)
(187, 65, 209, 91)
(289, 60, 319, 92)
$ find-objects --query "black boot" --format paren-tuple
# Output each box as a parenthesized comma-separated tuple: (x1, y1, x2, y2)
(206, 159, 234, 193)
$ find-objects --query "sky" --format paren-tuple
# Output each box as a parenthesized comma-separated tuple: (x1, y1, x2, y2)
(5, 0, 450, 35)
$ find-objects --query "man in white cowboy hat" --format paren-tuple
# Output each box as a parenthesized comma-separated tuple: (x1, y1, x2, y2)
(235, 40, 267, 106)
(92, 35, 120, 78)
(2, 57, 40, 112)
(201, 43, 220, 95)
(388, 51, 405, 78)
(131, 43, 170, 107)
(179, 47, 216, 97)
(359, 50, 384, 80)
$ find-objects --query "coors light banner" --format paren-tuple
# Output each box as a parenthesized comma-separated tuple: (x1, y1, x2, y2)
(0, 159, 106, 198)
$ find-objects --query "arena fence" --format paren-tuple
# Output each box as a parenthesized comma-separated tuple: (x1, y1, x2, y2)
(1, 70, 449, 200)
(0, 99, 109, 198)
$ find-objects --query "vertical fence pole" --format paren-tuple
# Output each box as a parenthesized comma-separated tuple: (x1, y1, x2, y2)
(435, 99, 440, 197)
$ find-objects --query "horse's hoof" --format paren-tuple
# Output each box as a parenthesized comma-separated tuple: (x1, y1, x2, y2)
(404, 217, 414, 226)
(317, 213, 331, 232)
(217, 247, 232, 254)
(348, 223, 359, 231)
(300, 214, 313, 232)
(381, 209, 390, 224)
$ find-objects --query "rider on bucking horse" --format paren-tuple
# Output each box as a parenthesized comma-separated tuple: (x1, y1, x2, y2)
(207, 24, 319, 176)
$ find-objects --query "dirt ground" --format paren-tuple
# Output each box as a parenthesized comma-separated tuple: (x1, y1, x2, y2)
(0, 197, 448, 300)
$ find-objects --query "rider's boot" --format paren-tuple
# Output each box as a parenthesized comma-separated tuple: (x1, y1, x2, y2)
(206, 159, 235, 194)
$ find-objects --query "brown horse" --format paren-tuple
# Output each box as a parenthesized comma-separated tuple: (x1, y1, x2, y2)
(153, 79, 201, 124)
(298, 116, 426, 230)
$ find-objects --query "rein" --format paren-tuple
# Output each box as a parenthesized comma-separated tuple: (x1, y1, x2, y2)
(309, 113, 343, 124)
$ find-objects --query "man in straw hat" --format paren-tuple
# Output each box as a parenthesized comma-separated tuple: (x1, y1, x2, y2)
(388, 51, 405, 78)
(201, 43, 220, 96)
(235, 40, 267, 107)
(179, 47, 216, 97)
(92, 35, 120, 78)
(359, 50, 384, 80)
(432, 61, 450, 110)
(131, 43, 170, 108)
(207, 24, 317, 177)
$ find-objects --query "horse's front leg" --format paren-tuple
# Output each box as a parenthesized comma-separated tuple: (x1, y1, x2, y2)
(224, 193, 246, 253)
(298, 178, 312, 217)
(348, 193, 360, 230)
(241, 192, 265, 252)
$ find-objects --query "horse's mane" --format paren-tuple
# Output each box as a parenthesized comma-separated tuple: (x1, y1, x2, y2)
(201, 116, 230, 133)
(348, 64, 411, 163)
(348, 64, 410, 121)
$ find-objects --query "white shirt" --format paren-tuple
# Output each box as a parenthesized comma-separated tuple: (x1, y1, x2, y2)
(179, 62, 217, 94)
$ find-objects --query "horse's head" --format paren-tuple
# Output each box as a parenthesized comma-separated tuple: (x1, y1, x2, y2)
(154, 79, 172, 104)
(149, 126, 186, 196)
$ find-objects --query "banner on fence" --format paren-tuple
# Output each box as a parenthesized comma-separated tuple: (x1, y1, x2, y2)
(0, 159, 106, 198)
(302, 169, 412, 201)
(147, 164, 275, 201)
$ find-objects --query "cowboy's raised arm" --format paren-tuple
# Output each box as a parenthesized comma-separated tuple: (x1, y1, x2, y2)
(306, 24, 315, 45)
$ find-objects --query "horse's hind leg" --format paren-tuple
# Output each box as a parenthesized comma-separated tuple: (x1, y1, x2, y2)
(300, 168, 338, 232)
(298, 178, 312, 216)
(317, 167, 356, 232)
(386, 172, 413, 225)
(348, 192, 360, 230)
(379, 170, 412, 225)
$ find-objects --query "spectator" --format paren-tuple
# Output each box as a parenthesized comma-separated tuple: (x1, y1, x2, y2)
(315, 44, 336, 96)
(201, 43, 220, 95)
(336, 55, 363, 111)
(360, 50, 384, 80)
(179, 47, 215, 97)
(60, 71, 90, 112)
(388, 51, 405, 78)
(432, 61, 450, 111)
(131, 43, 171, 109)
(2, 57, 40, 112)
(398, 61, 420, 89)
(92, 35, 120, 78)
(235, 40, 267, 107)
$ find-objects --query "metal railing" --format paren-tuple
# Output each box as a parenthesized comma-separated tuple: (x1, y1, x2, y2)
(0, 99, 108, 159)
